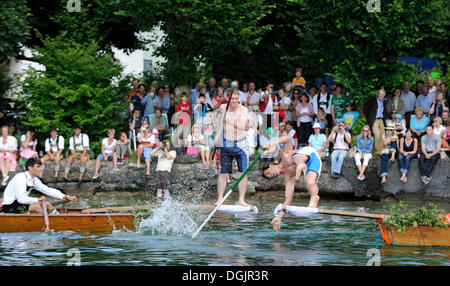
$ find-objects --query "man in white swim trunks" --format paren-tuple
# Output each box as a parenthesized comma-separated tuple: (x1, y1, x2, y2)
(262, 135, 321, 231)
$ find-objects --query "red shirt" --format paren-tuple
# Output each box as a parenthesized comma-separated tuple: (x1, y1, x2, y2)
(176, 102, 192, 125)
(212, 96, 228, 110)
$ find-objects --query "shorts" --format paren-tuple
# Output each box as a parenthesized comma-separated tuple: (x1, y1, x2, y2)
(155, 170, 171, 190)
(97, 153, 115, 161)
(304, 151, 322, 183)
(2, 200, 29, 214)
(220, 138, 249, 174)
(41, 153, 63, 161)
(71, 151, 89, 160)
(143, 147, 152, 161)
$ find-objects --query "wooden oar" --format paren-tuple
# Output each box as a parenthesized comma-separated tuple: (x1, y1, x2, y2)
(42, 201, 50, 231)
(192, 148, 265, 239)
(81, 204, 215, 214)
(318, 209, 384, 219)
(50, 199, 70, 207)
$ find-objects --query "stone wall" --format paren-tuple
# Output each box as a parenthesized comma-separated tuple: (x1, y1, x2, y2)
(4, 154, 450, 202)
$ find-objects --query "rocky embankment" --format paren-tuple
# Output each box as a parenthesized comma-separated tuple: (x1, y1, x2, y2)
(2, 154, 450, 202)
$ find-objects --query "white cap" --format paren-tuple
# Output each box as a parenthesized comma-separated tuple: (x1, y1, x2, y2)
(231, 81, 238, 88)
(313, 122, 321, 129)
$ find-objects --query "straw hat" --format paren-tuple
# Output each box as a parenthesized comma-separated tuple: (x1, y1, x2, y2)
(384, 124, 395, 130)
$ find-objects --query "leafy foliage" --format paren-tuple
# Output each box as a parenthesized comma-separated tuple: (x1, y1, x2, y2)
(0, 0, 31, 62)
(20, 36, 130, 153)
(382, 202, 449, 234)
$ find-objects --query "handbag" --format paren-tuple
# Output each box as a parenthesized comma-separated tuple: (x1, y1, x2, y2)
(186, 146, 199, 156)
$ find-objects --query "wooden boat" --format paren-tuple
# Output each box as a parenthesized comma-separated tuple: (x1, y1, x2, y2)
(0, 208, 135, 232)
(377, 219, 450, 247)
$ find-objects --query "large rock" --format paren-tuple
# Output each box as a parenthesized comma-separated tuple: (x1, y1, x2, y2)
(3, 155, 449, 202)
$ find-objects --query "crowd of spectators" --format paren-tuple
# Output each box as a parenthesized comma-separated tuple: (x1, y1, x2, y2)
(0, 69, 449, 195)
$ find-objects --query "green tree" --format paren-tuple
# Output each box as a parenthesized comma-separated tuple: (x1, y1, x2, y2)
(0, 0, 31, 63)
(20, 36, 130, 154)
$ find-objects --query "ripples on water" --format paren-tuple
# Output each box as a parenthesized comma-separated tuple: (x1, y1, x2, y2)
(0, 197, 449, 266)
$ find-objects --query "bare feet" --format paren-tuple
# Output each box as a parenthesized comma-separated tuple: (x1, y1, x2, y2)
(381, 176, 387, 184)
(308, 195, 320, 208)
(136, 162, 141, 169)
(238, 201, 250, 208)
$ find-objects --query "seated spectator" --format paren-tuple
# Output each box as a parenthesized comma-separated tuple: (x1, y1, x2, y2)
(261, 127, 279, 163)
(342, 102, 359, 135)
(0, 125, 18, 185)
(379, 124, 398, 184)
(40, 127, 65, 183)
(308, 122, 327, 158)
(419, 125, 441, 184)
(150, 107, 169, 141)
(398, 129, 418, 183)
(128, 108, 147, 140)
(19, 127, 38, 170)
(432, 116, 449, 149)
(328, 120, 351, 178)
(410, 107, 430, 140)
(391, 113, 406, 139)
(136, 124, 156, 176)
(116, 131, 131, 164)
(211, 87, 228, 111)
(187, 125, 207, 164)
(314, 107, 329, 136)
(354, 125, 374, 181)
(173, 92, 192, 147)
(64, 126, 90, 187)
(93, 129, 118, 179)
(150, 140, 177, 199)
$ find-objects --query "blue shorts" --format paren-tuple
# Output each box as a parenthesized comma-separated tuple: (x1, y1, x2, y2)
(305, 151, 321, 176)
(143, 147, 152, 161)
(220, 139, 249, 174)
(97, 153, 114, 161)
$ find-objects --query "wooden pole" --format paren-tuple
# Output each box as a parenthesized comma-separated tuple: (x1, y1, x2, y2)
(42, 201, 50, 231)
(317, 208, 384, 219)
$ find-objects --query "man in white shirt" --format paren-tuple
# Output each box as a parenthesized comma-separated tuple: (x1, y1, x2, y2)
(308, 86, 319, 115)
(2, 158, 76, 213)
(318, 82, 333, 128)
(64, 126, 90, 187)
(40, 127, 65, 183)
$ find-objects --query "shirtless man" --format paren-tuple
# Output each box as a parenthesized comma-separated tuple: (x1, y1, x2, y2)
(215, 88, 250, 207)
(262, 137, 321, 231)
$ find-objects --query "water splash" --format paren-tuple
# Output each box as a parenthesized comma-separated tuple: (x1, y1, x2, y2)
(137, 197, 199, 237)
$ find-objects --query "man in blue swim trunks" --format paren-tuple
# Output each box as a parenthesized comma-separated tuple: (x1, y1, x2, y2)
(262, 137, 321, 231)
(214, 89, 250, 207)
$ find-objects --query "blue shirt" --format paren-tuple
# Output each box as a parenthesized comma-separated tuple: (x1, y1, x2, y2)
(415, 92, 435, 113)
(153, 95, 171, 114)
(342, 111, 360, 129)
(131, 94, 145, 112)
(376, 97, 385, 119)
(410, 115, 430, 132)
(356, 135, 374, 154)
(308, 133, 327, 152)
(141, 95, 155, 117)
(401, 91, 416, 112)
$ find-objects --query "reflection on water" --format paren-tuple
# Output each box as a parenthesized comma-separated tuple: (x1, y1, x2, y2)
(0, 195, 449, 266)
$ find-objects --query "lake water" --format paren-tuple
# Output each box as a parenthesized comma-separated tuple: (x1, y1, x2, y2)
(0, 192, 449, 266)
